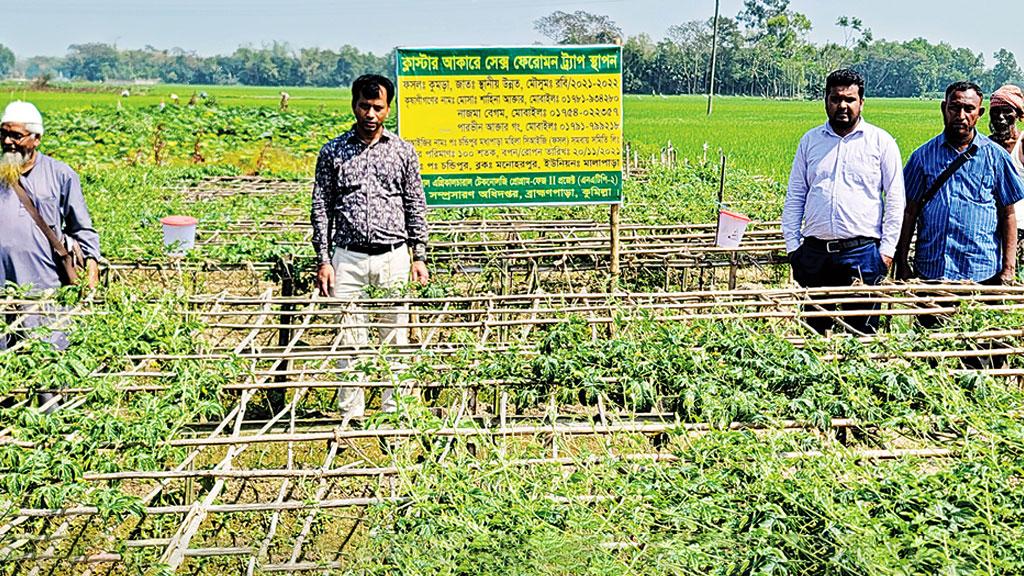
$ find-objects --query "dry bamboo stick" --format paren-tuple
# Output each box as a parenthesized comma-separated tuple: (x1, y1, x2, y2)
(14, 496, 411, 519)
(33, 337, 1019, 395)
(181, 283, 1024, 307)
(246, 406, 304, 575)
(165, 419, 859, 449)
(159, 388, 255, 569)
(7, 546, 255, 564)
(195, 302, 1024, 331)
(65, 323, 1024, 369)
(13, 416, 863, 454)
(284, 434, 345, 567)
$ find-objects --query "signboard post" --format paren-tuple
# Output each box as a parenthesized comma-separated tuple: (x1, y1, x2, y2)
(396, 45, 623, 281)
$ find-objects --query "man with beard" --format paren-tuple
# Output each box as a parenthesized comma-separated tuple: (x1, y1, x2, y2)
(1, 101, 101, 408)
(310, 75, 428, 424)
(987, 84, 1024, 274)
(1, 101, 100, 293)
(895, 82, 1022, 286)
(782, 68, 905, 334)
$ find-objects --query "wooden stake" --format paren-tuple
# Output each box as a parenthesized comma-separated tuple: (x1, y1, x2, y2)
(609, 203, 621, 287)
(714, 153, 727, 245)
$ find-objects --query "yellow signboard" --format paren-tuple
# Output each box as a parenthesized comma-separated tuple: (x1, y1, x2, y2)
(396, 46, 622, 207)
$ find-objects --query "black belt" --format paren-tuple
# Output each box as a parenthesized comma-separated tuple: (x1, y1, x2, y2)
(341, 241, 405, 255)
(803, 236, 878, 253)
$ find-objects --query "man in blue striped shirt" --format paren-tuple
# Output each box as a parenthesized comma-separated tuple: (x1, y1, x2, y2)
(783, 69, 905, 334)
(895, 81, 1022, 285)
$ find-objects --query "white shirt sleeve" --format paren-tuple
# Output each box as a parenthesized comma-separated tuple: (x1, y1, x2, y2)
(878, 134, 906, 258)
(782, 136, 809, 254)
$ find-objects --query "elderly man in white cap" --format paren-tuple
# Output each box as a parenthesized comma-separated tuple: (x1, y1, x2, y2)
(2, 101, 100, 355)
(1, 100, 100, 292)
(2, 101, 102, 410)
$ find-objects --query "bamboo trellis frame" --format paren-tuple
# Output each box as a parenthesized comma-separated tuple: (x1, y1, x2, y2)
(10, 169, 1015, 570)
(111, 175, 795, 292)
(106, 218, 788, 295)
(6, 283, 1024, 391)
(3, 284, 1023, 571)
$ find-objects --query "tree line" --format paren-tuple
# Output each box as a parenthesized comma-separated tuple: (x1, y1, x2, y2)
(540, 2, 1022, 98)
(0, 0, 1020, 98)
(4, 42, 392, 88)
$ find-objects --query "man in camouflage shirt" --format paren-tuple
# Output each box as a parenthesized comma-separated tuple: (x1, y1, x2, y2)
(310, 74, 429, 423)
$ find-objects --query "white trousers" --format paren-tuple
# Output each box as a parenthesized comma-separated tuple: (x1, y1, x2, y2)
(331, 246, 410, 421)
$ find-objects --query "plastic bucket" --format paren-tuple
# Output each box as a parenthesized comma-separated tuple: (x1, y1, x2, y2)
(160, 215, 198, 255)
(715, 209, 750, 248)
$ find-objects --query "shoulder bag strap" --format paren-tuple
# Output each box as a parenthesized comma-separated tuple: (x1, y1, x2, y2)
(918, 143, 979, 209)
(893, 143, 980, 280)
(10, 178, 70, 259)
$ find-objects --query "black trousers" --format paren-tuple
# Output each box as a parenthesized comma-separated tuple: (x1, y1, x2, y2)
(790, 239, 887, 334)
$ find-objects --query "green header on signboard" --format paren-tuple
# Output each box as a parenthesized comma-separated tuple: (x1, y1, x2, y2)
(423, 170, 621, 207)
(397, 46, 621, 77)
(397, 45, 623, 207)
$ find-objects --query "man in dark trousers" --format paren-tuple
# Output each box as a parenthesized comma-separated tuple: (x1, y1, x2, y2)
(782, 69, 905, 334)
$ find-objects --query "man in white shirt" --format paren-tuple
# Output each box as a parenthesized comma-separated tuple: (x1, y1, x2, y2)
(782, 69, 906, 334)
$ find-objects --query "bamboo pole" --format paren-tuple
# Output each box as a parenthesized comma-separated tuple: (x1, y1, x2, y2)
(194, 302, 1024, 331)
(164, 419, 861, 449)
(179, 282, 1024, 307)
(609, 203, 621, 286)
(159, 388, 255, 570)
(245, 388, 303, 575)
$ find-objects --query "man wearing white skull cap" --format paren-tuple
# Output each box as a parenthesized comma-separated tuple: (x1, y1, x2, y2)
(1, 100, 101, 356)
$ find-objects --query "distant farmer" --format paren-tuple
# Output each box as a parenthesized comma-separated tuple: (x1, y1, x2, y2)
(279, 91, 290, 111)
(782, 68, 905, 334)
(310, 74, 429, 424)
(895, 81, 1022, 285)
(987, 84, 1024, 271)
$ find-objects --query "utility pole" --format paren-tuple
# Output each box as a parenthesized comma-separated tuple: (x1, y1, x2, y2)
(707, 0, 720, 115)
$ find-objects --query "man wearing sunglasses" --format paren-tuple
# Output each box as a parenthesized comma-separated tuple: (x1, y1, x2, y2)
(1, 101, 101, 411)
(1, 100, 100, 294)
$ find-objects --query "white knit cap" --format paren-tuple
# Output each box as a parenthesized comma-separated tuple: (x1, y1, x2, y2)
(1, 101, 44, 135)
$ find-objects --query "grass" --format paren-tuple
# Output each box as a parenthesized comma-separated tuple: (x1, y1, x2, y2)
(2, 82, 351, 112)
(625, 95, 945, 183)
(5, 85, 956, 185)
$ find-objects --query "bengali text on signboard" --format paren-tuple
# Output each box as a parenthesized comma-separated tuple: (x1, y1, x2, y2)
(396, 46, 623, 207)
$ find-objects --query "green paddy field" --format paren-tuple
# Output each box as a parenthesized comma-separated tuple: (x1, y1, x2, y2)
(4, 83, 948, 183)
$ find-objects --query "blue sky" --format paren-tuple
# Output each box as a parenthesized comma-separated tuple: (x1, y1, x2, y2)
(5, 0, 1022, 65)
